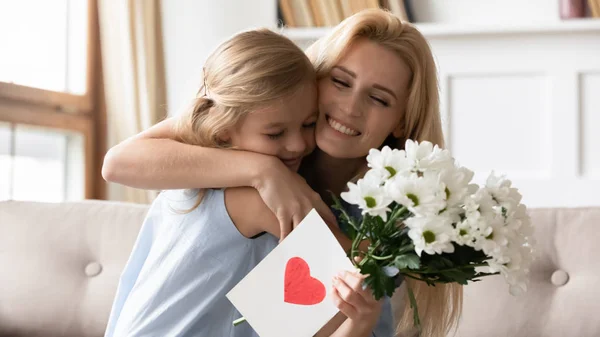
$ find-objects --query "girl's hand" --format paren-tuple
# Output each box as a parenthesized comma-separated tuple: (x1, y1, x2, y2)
(254, 157, 337, 241)
(331, 270, 383, 331)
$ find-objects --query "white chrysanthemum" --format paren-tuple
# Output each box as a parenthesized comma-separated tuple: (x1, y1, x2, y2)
(405, 216, 455, 256)
(476, 215, 511, 257)
(366, 146, 411, 180)
(505, 204, 534, 240)
(341, 176, 392, 221)
(485, 172, 523, 215)
(404, 139, 455, 173)
(385, 174, 446, 216)
(476, 245, 533, 296)
(437, 166, 478, 208)
(452, 219, 478, 246)
(363, 168, 389, 187)
(461, 188, 500, 249)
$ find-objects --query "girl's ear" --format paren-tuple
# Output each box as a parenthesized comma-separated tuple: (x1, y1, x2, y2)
(218, 130, 231, 143)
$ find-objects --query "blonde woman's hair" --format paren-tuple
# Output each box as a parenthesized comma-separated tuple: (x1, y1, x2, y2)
(306, 9, 461, 337)
(174, 28, 315, 210)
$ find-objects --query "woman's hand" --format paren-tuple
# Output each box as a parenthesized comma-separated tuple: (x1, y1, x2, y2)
(253, 157, 337, 241)
(331, 270, 383, 335)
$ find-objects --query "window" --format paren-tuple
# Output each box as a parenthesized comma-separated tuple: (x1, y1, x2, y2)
(0, 0, 101, 201)
(0, 122, 85, 202)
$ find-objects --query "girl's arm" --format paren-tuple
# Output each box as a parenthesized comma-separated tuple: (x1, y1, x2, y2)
(102, 117, 336, 238)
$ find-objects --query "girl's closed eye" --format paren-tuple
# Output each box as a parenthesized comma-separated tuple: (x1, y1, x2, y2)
(266, 131, 284, 140)
(303, 121, 317, 128)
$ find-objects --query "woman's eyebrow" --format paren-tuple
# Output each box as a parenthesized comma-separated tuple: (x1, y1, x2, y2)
(373, 84, 397, 100)
(333, 65, 355, 77)
(334, 66, 397, 100)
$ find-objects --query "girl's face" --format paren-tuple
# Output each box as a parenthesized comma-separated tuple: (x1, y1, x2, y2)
(316, 38, 412, 159)
(227, 82, 318, 172)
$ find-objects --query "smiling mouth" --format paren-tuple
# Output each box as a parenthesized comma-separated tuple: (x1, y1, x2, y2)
(326, 116, 361, 136)
(281, 157, 302, 167)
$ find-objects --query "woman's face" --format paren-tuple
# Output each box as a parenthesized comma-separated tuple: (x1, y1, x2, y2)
(316, 38, 411, 159)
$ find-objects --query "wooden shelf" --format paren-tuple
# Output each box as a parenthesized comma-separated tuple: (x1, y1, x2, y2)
(284, 19, 600, 40)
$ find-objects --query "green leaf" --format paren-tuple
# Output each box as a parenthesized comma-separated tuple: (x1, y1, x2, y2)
(394, 254, 421, 270)
(360, 259, 397, 300)
(440, 270, 470, 285)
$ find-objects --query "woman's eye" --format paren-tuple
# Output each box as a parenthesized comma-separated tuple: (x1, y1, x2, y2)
(267, 131, 284, 140)
(371, 96, 389, 107)
(332, 77, 349, 87)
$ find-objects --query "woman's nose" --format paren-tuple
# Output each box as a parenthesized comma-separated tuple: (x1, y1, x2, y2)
(340, 94, 363, 117)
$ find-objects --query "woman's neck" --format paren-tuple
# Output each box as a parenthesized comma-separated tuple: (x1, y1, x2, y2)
(303, 149, 366, 204)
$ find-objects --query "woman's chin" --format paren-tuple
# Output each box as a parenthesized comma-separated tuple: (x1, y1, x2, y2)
(316, 137, 359, 159)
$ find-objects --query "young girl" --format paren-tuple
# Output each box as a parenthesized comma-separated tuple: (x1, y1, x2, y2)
(104, 28, 386, 337)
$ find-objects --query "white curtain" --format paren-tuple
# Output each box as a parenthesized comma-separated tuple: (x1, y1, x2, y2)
(98, 0, 166, 203)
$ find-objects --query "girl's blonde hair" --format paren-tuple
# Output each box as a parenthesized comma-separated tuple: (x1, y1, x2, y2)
(175, 28, 315, 210)
(175, 28, 315, 148)
(306, 9, 461, 337)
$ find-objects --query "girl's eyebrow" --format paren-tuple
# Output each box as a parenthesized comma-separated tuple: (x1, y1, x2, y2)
(264, 122, 285, 129)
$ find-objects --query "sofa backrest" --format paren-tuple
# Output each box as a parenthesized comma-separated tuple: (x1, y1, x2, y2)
(1, 200, 599, 337)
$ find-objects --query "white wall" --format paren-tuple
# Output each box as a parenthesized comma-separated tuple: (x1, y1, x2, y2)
(160, 0, 277, 115)
(407, 0, 561, 24)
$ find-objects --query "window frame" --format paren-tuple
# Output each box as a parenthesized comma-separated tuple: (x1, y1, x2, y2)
(0, 0, 104, 200)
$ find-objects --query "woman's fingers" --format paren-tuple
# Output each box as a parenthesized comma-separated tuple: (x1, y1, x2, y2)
(331, 284, 359, 319)
(333, 274, 369, 307)
(336, 271, 377, 304)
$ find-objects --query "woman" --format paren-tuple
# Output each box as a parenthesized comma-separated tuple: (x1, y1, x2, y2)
(103, 9, 462, 337)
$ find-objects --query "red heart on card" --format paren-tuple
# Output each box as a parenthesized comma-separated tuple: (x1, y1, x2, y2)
(284, 257, 326, 305)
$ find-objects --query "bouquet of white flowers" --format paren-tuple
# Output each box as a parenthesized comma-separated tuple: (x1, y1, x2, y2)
(334, 140, 535, 331)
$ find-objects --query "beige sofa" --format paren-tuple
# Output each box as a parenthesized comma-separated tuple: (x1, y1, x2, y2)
(1, 199, 599, 337)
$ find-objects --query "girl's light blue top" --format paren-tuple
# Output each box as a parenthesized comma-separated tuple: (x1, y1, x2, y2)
(104, 188, 395, 337)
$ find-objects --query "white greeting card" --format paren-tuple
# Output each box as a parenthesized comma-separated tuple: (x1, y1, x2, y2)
(226, 209, 355, 337)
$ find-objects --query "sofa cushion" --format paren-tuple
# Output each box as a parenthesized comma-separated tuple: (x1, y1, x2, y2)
(455, 207, 600, 337)
(0, 200, 148, 337)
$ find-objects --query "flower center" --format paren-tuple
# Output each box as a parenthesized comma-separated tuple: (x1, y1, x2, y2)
(423, 230, 436, 243)
(459, 229, 468, 236)
(385, 166, 397, 178)
(364, 196, 377, 208)
(407, 193, 419, 206)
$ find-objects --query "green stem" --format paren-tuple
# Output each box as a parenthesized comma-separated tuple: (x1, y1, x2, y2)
(388, 205, 408, 225)
(350, 218, 366, 267)
(330, 193, 360, 232)
(397, 244, 415, 255)
(399, 273, 429, 282)
(232, 317, 246, 326)
(406, 283, 422, 335)
(371, 254, 394, 261)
